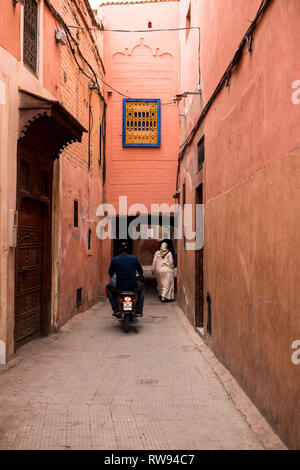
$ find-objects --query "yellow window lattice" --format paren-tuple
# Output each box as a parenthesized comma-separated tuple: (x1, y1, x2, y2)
(124, 100, 160, 146)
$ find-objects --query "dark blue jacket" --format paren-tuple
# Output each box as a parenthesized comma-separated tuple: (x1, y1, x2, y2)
(108, 254, 143, 289)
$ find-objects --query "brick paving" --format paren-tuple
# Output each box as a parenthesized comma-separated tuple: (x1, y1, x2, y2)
(0, 284, 285, 450)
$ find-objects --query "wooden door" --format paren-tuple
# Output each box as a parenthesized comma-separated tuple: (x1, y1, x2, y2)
(195, 247, 204, 327)
(195, 184, 204, 328)
(15, 199, 47, 346)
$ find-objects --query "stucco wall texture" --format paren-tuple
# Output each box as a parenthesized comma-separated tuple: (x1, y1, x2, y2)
(0, 0, 61, 361)
(59, 157, 103, 325)
(0, 0, 105, 357)
(58, 0, 105, 324)
(102, 1, 180, 211)
(177, 0, 300, 449)
(0, 1, 21, 61)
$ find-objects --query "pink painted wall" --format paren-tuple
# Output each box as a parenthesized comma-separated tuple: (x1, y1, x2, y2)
(0, 0, 105, 355)
(57, 1, 106, 323)
(0, 0, 62, 92)
(59, 156, 103, 324)
(199, 0, 262, 99)
(202, 0, 300, 200)
(202, 0, 300, 449)
(177, 0, 300, 449)
(102, 1, 180, 212)
(0, 0, 21, 61)
(43, 1, 61, 99)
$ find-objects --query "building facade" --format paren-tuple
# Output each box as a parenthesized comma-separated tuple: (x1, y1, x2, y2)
(177, 0, 300, 449)
(0, 0, 105, 361)
(99, 0, 180, 276)
(1, 0, 299, 450)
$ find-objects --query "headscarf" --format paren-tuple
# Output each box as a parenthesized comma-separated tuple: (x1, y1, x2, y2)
(160, 239, 175, 259)
(159, 241, 169, 258)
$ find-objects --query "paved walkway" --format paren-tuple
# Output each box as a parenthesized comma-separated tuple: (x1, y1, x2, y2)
(0, 283, 285, 450)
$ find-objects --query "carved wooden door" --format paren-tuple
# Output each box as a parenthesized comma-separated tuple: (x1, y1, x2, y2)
(15, 198, 45, 346)
(195, 184, 204, 328)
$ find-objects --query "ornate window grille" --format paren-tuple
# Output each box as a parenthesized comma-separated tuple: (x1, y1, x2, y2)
(123, 99, 161, 147)
(23, 0, 38, 75)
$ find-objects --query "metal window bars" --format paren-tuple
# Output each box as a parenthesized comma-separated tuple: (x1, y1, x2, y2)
(23, 0, 38, 74)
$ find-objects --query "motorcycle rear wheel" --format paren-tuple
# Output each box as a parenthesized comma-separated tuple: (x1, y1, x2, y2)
(124, 315, 130, 333)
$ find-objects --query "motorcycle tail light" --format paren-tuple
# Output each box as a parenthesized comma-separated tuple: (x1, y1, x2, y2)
(124, 296, 132, 302)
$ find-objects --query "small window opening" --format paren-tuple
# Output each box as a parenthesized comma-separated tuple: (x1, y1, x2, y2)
(186, 5, 191, 41)
(88, 229, 92, 251)
(99, 124, 102, 168)
(76, 288, 82, 308)
(182, 182, 186, 249)
(123, 99, 160, 147)
(23, 0, 39, 75)
(197, 136, 205, 172)
(207, 293, 212, 335)
(74, 200, 79, 228)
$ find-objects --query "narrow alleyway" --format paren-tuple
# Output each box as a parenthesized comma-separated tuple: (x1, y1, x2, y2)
(0, 281, 284, 450)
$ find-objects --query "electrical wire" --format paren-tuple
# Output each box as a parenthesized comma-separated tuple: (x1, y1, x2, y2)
(44, 0, 105, 99)
(88, 84, 94, 170)
(44, 0, 108, 188)
(68, 26, 201, 33)
(93, 74, 175, 105)
(97, 75, 176, 104)
(176, 0, 273, 179)
(49, 4, 200, 106)
(66, 24, 201, 101)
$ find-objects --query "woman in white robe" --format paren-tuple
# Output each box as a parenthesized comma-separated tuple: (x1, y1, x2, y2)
(152, 241, 175, 302)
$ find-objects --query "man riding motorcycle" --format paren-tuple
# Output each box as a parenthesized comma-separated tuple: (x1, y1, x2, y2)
(106, 242, 145, 320)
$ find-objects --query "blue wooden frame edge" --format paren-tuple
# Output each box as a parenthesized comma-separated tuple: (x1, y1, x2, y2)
(122, 99, 161, 147)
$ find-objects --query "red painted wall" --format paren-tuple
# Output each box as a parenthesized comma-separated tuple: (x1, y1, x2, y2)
(0, 1, 21, 61)
(43, 1, 61, 99)
(199, 0, 262, 99)
(203, 0, 300, 200)
(59, 156, 103, 324)
(177, 0, 300, 449)
(58, 1, 105, 322)
(102, 1, 180, 212)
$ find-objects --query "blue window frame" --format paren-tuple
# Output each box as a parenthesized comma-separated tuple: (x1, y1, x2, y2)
(123, 99, 161, 147)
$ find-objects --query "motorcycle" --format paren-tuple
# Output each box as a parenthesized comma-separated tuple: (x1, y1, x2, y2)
(118, 290, 138, 332)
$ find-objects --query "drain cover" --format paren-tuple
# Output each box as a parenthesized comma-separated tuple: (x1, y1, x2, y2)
(137, 379, 159, 385)
(182, 345, 198, 352)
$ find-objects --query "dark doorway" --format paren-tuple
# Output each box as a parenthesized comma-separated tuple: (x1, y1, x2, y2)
(112, 214, 175, 263)
(112, 216, 135, 257)
(195, 184, 204, 327)
(15, 90, 87, 349)
(15, 198, 49, 346)
(15, 142, 53, 348)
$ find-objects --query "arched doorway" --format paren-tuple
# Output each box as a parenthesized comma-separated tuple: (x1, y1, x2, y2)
(15, 134, 53, 347)
(15, 90, 86, 348)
